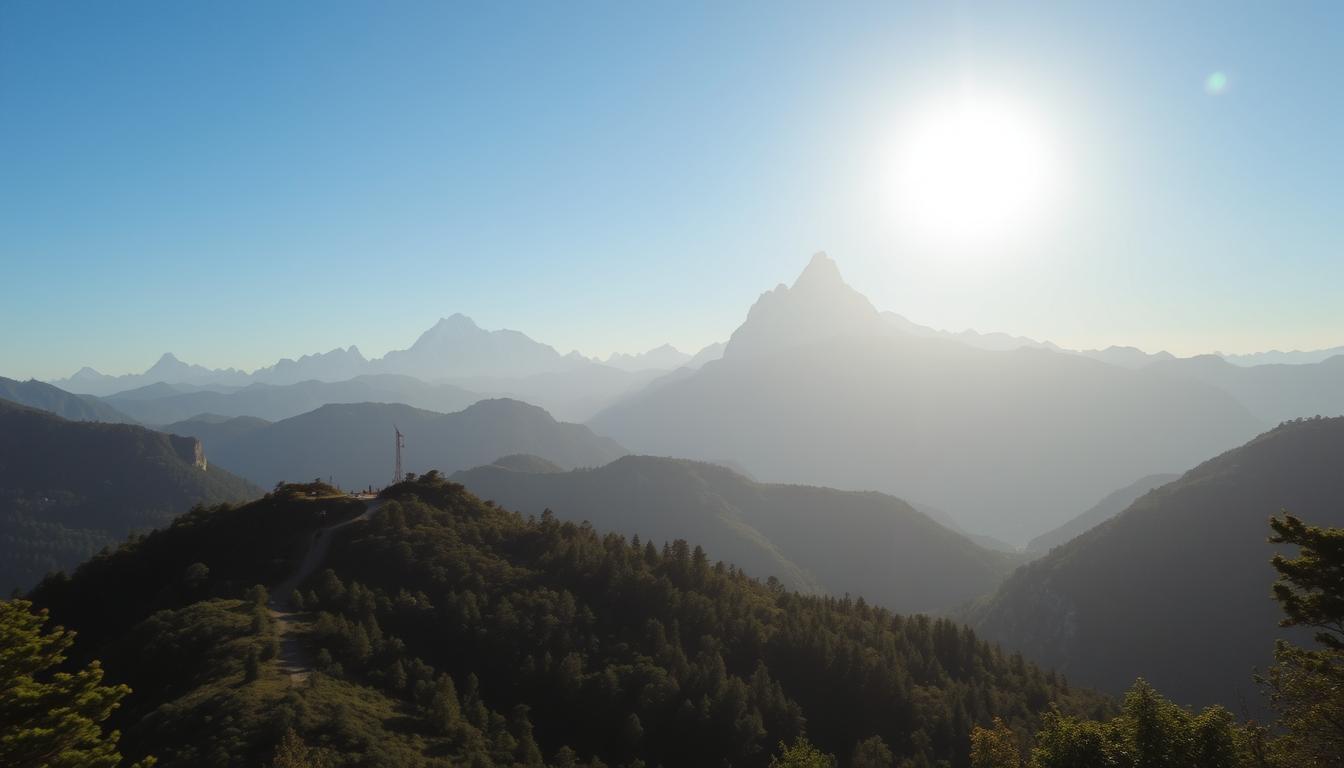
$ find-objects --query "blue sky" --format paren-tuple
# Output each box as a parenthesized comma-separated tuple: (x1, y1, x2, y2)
(2, 1, 1342, 379)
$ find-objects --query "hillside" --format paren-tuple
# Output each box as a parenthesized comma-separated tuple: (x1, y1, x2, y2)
(104, 374, 483, 425)
(967, 416, 1344, 710)
(0, 376, 133, 422)
(454, 455, 1017, 613)
(181, 399, 626, 490)
(0, 399, 259, 593)
(590, 253, 1265, 544)
(28, 474, 1108, 768)
(1025, 472, 1179, 553)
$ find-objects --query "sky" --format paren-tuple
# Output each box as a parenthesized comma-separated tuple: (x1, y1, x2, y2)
(2, 1, 1343, 379)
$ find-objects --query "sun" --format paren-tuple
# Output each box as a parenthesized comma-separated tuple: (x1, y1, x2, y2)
(892, 90, 1059, 249)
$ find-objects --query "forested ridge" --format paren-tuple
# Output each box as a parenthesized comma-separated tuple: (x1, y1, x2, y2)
(0, 398, 259, 594)
(25, 475, 1107, 768)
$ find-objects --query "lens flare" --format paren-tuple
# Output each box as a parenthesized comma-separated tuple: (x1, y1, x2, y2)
(1205, 71, 1229, 95)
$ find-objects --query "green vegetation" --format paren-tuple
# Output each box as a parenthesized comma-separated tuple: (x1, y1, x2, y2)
(968, 679, 1261, 767)
(1262, 513, 1344, 764)
(0, 399, 259, 595)
(967, 511, 1344, 768)
(0, 599, 153, 767)
(23, 475, 1105, 767)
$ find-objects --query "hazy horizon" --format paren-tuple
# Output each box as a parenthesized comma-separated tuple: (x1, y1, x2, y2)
(5, 3, 1344, 379)
(6, 251, 1344, 382)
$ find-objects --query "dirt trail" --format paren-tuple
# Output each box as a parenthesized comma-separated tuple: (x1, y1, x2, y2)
(267, 498, 381, 684)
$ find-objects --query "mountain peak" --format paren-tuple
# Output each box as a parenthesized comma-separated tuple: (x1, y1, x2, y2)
(440, 313, 477, 327)
(724, 253, 884, 359)
(792, 251, 844, 292)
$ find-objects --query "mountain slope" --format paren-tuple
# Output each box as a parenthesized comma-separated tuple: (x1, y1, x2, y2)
(105, 374, 483, 425)
(28, 474, 1107, 767)
(0, 399, 258, 593)
(0, 376, 134, 422)
(455, 455, 1017, 613)
(186, 399, 626, 490)
(968, 416, 1344, 710)
(1025, 472, 1180, 553)
(590, 253, 1265, 543)
(1149, 353, 1344, 424)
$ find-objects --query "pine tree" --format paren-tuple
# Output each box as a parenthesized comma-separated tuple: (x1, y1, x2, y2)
(852, 735, 895, 768)
(0, 599, 154, 768)
(1264, 514, 1344, 764)
(769, 736, 835, 768)
(428, 673, 461, 734)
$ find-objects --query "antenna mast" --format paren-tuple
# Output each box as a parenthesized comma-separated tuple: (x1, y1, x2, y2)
(394, 426, 404, 485)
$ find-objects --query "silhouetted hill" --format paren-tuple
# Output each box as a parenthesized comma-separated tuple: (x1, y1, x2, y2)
(590, 253, 1265, 543)
(1025, 472, 1179, 553)
(967, 416, 1344, 710)
(28, 475, 1107, 767)
(0, 376, 134, 423)
(104, 374, 483, 425)
(189, 399, 627, 490)
(453, 454, 1017, 613)
(0, 399, 258, 593)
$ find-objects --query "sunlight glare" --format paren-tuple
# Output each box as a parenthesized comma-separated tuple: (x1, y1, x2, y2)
(892, 91, 1060, 250)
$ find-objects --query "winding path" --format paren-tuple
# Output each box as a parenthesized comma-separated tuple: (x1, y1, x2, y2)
(267, 498, 382, 684)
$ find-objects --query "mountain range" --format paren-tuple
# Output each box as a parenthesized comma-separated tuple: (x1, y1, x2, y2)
(589, 253, 1268, 543)
(164, 398, 626, 490)
(452, 454, 1018, 613)
(967, 415, 1344, 710)
(52, 314, 721, 403)
(104, 374, 482, 425)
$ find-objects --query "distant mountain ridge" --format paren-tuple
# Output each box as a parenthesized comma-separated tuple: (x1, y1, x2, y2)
(51, 315, 726, 398)
(603, 343, 693, 372)
(1147, 353, 1344, 424)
